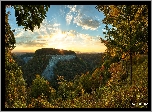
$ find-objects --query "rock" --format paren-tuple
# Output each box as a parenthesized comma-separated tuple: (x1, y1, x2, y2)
(42, 55, 76, 80)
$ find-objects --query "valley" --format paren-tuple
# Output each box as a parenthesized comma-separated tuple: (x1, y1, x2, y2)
(12, 48, 103, 88)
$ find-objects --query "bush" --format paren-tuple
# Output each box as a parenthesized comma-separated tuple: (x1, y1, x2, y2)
(91, 68, 103, 90)
(28, 94, 54, 108)
(29, 75, 56, 102)
(57, 76, 76, 99)
(79, 72, 92, 93)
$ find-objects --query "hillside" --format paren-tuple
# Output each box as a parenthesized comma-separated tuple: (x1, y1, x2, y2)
(12, 48, 76, 66)
(48, 54, 148, 108)
(11, 48, 148, 108)
(5, 5, 148, 109)
(11, 52, 34, 66)
(52, 53, 103, 89)
(13, 48, 103, 88)
(14, 48, 89, 86)
(42, 55, 76, 81)
(76, 53, 103, 73)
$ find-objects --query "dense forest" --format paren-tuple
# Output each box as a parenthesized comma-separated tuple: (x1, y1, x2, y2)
(12, 51, 103, 90)
(5, 5, 149, 108)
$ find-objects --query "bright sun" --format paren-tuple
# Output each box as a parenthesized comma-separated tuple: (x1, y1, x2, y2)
(52, 30, 67, 40)
(48, 30, 68, 49)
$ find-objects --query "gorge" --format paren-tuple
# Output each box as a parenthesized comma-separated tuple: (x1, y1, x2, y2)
(41, 54, 76, 80)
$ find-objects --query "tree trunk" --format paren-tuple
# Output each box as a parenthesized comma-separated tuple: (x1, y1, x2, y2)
(126, 60, 128, 76)
(130, 52, 132, 85)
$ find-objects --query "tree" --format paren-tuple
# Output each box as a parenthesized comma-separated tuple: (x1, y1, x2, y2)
(5, 52, 27, 108)
(5, 7, 16, 52)
(5, 5, 50, 108)
(5, 5, 50, 52)
(96, 5, 148, 85)
(29, 75, 55, 100)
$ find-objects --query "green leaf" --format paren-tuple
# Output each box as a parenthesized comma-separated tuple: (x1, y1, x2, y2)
(103, 32, 106, 34)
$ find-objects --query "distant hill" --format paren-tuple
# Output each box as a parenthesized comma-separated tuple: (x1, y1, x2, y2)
(12, 52, 35, 66)
(12, 48, 76, 64)
(35, 48, 76, 56)
(13, 48, 103, 88)
(15, 48, 77, 86)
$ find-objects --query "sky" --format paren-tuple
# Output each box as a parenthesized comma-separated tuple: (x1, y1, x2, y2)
(6, 5, 110, 53)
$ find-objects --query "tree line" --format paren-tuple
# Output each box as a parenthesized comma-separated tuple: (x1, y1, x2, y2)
(4, 4, 148, 108)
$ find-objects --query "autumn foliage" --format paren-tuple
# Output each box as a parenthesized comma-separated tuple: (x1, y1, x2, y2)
(4, 5, 149, 109)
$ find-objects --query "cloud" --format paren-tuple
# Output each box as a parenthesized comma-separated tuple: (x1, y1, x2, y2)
(12, 6, 106, 52)
(14, 24, 106, 52)
(14, 19, 61, 46)
(23, 40, 47, 47)
(66, 5, 101, 30)
(37, 39, 48, 42)
(53, 23, 60, 27)
(37, 35, 43, 39)
(67, 5, 77, 12)
(73, 15, 100, 30)
(15, 30, 25, 38)
(66, 13, 73, 25)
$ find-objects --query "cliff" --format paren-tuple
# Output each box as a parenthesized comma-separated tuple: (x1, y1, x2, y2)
(21, 48, 77, 86)
(42, 55, 76, 80)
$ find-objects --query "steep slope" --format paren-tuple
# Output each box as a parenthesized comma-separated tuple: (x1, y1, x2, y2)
(53, 57, 88, 81)
(76, 53, 103, 73)
(42, 55, 76, 80)
(21, 48, 77, 86)
(12, 53, 34, 66)
(22, 54, 52, 86)
(50, 55, 148, 108)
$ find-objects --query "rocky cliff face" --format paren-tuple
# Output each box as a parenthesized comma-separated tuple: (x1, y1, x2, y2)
(42, 55, 76, 80)
(21, 48, 77, 85)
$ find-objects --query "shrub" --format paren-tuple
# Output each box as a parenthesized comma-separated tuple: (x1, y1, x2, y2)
(28, 94, 54, 108)
(57, 76, 76, 99)
(29, 75, 56, 102)
(91, 68, 103, 90)
(79, 72, 92, 93)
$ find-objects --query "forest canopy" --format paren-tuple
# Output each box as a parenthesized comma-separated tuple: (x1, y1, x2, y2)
(4, 4, 149, 109)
